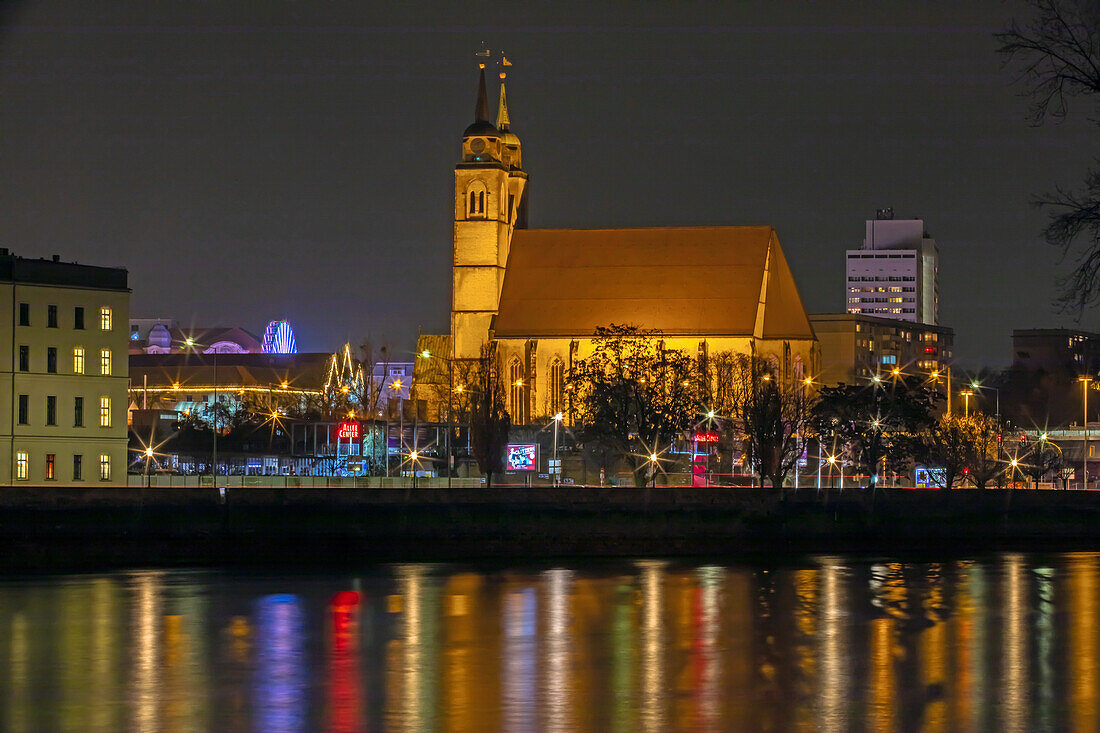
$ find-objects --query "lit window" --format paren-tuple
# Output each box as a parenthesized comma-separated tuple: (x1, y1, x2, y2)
(100, 349, 111, 376)
(15, 452, 28, 480)
(100, 307, 112, 330)
(45, 454, 55, 480)
(73, 347, 85, 374)
(99, 454, 111, 480)
(99, 396, 111, 427)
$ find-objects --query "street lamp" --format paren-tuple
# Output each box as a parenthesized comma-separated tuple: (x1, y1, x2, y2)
(961, 389, 974, 418)
(417, 348, 458, 488)
(649, 452, 659, 489)
(970, 380, 1000, 420)
(144, 446, 154, 489)
(827, 453, 837, 491)
(552, 412, 563, 487)
(185, 337, 219, 487)
(1080, 376, 1093, 489)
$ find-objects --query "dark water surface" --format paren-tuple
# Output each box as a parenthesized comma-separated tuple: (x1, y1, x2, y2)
(0, 552, 1098, 732)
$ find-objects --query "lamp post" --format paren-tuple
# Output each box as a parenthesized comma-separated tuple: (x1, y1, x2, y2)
(649, 452, 659, 489)
(1080, 376, 1092, 489)
(827, 454, 837, 491)
(970, 381, 1000, 420)
(185, 337, 218, 487)
(552, 412, 563, 487)
(961, 389, 973, 419)
(144, 447, 153, 489)
(419, 348, 458, 488)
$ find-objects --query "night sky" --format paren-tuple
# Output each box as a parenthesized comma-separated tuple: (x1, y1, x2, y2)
(0, 1, 1094, 365)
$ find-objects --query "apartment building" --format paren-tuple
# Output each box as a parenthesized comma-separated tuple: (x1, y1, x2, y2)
(845, 209, 939, 326)
(810, 313, 954, 386)
(1, 250, 129, 484)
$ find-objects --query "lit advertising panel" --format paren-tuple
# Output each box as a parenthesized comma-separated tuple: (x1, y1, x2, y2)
(336, 422, 360, 440)
(506, 444, 538, 472)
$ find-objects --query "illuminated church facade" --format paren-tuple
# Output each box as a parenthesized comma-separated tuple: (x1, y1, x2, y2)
(420, 62, 819, 424)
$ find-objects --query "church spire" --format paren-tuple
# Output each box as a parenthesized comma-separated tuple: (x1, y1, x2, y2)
(475, 65, 490, 122)
(496, 55, 512, 130)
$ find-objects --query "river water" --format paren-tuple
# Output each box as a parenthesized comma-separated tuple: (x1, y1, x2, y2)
(0, 552, 1096, 732)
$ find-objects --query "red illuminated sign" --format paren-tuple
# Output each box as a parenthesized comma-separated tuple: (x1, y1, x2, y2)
(693, 431, 720, 444)
(336, 422, 360, 440)
(923, 346, 938, 354)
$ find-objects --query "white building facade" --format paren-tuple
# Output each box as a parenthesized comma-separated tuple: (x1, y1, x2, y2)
(845, 210, 938, 325)
(1, 251, 129, 485)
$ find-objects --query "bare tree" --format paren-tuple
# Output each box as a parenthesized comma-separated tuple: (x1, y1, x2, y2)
(470, 343, 511, 489)
(996, 0, 1100, 311)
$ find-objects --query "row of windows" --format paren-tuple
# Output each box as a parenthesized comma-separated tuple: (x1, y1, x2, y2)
(16, 395, 110, 427)
(17, 304, 112, 330)
(847, 253, 917, 259)
(16, 346, 112, 375)
(847, 276, 917, 282)
(849, 297, 915, 304)
(848, 286, 915, 293)
(849, 307, 917, 315)
(14, 451, 110, 481)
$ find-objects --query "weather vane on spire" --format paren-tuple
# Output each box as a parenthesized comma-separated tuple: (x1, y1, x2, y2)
(475, 42, 490, 70)
(498, 50, 512, 80)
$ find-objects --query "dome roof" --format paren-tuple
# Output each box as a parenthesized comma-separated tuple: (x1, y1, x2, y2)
(500, 130, 521, 146)
(463, 120, 498, 138)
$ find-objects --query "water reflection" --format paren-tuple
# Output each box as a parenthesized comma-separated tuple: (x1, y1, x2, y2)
(0, 553, 1099, 731)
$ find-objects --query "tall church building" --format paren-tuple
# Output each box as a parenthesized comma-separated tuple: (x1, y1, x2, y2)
(420, 62, 819, 424)
(451, 63, 528, 360)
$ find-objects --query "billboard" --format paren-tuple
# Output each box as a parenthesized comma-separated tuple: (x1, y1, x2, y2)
(506, 444, 538, 472)
(336, 422, 360, 440)
(914, 466, 946, 488)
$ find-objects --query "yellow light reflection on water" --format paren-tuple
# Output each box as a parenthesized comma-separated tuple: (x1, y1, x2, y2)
(817, 558, 848, 733)
(1068, 553, 1098, 733)
(129, 572, 163, 733)
(543, 568, 573, 733)
(636, 561, 666, 733)
(1000, 554, 1029, 733)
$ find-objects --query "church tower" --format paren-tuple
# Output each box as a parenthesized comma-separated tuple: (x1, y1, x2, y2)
(451, 57, 528, 360)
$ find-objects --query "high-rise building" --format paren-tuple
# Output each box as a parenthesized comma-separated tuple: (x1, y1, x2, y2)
(845, 208, 938, 325)
(1, 250, 129, 484)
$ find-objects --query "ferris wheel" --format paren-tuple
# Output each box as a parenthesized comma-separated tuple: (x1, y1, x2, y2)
(261, 320, 297, 354)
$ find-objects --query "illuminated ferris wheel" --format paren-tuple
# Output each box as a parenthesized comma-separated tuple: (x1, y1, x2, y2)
(261, 320, 297, 354)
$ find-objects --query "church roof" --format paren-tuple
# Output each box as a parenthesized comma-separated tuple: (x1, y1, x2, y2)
(494, 226, 815, 340)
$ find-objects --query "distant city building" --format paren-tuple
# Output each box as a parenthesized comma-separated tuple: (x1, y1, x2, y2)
(1, 250, 129, 484)
(1012, 328, 1100, 374)
(128, 319, 263, 355)
(845, 209, 938, 325)
(810, 313, 954, 386)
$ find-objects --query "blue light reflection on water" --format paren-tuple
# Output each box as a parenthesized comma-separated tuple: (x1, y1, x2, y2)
(0, 553, 1099, 731)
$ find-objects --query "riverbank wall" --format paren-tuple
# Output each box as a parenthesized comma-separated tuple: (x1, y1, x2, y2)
(1, 486, 1098, 569)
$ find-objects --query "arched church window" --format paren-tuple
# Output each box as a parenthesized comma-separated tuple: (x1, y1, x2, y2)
(548, 359, 564, 415)
(509, 358, 525, 423)
(467, 182, 488, 220)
